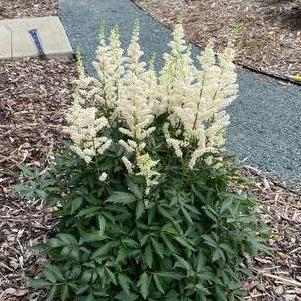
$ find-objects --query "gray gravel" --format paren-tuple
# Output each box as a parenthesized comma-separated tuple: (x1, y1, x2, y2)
(59, 0, 301, 182)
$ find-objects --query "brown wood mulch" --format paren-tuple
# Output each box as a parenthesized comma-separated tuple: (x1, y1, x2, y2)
(0, 58, 77, 301)
(0, 1, 300, 300)
(133, 0, 301, 79)
(0, 0, 58, 20)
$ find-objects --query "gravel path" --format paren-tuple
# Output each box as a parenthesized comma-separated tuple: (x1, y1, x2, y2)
(59, 0, 301, 182)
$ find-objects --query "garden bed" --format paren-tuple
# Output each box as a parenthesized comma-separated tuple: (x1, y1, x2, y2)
(0, 58, 77, 301)
(0, 1, 300, 300)
(134, 0, 301, 78)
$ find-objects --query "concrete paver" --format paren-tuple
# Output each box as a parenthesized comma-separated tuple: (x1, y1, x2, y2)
(0, 16, 73, 60)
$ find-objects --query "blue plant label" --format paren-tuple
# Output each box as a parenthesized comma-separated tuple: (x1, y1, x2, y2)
(28, 28, 45, 56)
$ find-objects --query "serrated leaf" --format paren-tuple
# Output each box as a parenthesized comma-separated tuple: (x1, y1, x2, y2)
(116, 246, 129, 263)
(128, 181, 143, 199)
(57, 234, 77, 245)
(174, 256, 191, 270)
(90, 242, 113, 259)
(47, 238, 65, 248)
(180, 205, 193, 224)
(76, 284, 89, 294)
(81, 269, 92, 283)
(115, 292, 138, 301)
(71, 197, 82, 214)
(155, 271, 184, 280)
(138, 272, 150, 299)
(60, 284, 69, 301)
(174, 236, 194, 251)
(143, 244, 153, 268)
(118, 273, 131, 295)
(153, 274, 165, 294)
(135, 201, 145, 219)
(106, 192, 135, 205)
(97, 215, 106, 235)
(27, 278, 51, 288)
(196, 251, 206, 273)
(47, 286, 57, 301)
(44, 265, 65, 282)
(161, 234, 176, 253)
(150, 237, 164, 259)
(105, 267, 117, 285)
(158, 206, 174, 221)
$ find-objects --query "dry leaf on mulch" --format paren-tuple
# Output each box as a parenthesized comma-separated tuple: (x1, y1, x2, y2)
(134, 0, 301, 78)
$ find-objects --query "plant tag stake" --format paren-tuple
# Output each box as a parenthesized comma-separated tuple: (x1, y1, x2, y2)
(28, 28, 45, 57)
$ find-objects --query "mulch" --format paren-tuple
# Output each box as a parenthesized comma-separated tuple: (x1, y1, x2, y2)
(133, 0, 301, 79)
(242, 167, 301, 300)
(0, 0, 58, 19)
(0, 0, 300, 300)
(0, 2, 77, 300)
(0, 58, 77, 300)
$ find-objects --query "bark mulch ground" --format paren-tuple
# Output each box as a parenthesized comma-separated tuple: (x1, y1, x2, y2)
(0, 58, 77, 300)
(134, 0, 301, 79)
(242, 167, 301, 300)
(0, 0, 58, 19)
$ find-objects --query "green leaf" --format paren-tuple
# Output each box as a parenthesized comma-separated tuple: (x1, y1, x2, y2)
(90, 242, 113, 259)
(174, 236, 194, 251)
(116, 246, 129, 263)
(150, 237, 164, 259)
(155, 271, 184, 280)
(158, 206, 174, 221)
(153, 274, 165, 294)
(106, 192, 135, 205)
(27, 278, 51, 288)
(81, 270, 92, 283)
(180, 205, 193, 224)
(43, 265, 65, 283)
(118, 273, 131, 295)
(143, 244, 153, 268)
(97, 215, 106, 235)
(115, 292, 138, 301)
(47, 286, 57, 301)
(48, 238, 65, 248)
(60, 284, 69, 301)
(174, 256, 191, 270)
(76, 284, 89, 294)
(161, 234, 176, 253)
(202, 235, 218, 248)
(57, 234, 77, 245)
(105, 267, 117, 285)
(71, 197, 83, 214)
(138, 272, 150, 299)
(128, 181, 143, 199)
(136, 201, 145, 219)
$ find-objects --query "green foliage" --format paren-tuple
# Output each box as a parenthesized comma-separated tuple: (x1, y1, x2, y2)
(15, 139, 267, 300)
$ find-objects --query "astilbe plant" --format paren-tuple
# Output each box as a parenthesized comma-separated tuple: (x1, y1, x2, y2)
(15, 23, 267, 301)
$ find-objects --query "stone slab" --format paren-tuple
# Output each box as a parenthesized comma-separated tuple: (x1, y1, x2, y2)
(0, 16, 73, 60)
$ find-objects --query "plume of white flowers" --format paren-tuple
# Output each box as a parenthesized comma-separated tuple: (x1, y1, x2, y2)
(136, 153, 160, 195)
(160, 23, 196, 113)
(162, 31, 238, 168)
(117, 23, 155, 153)
(92, 24, 124, 110)
(116, 22, 160, 191)
(65, 60, 112, 164)
(65, 22, 238, 190)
